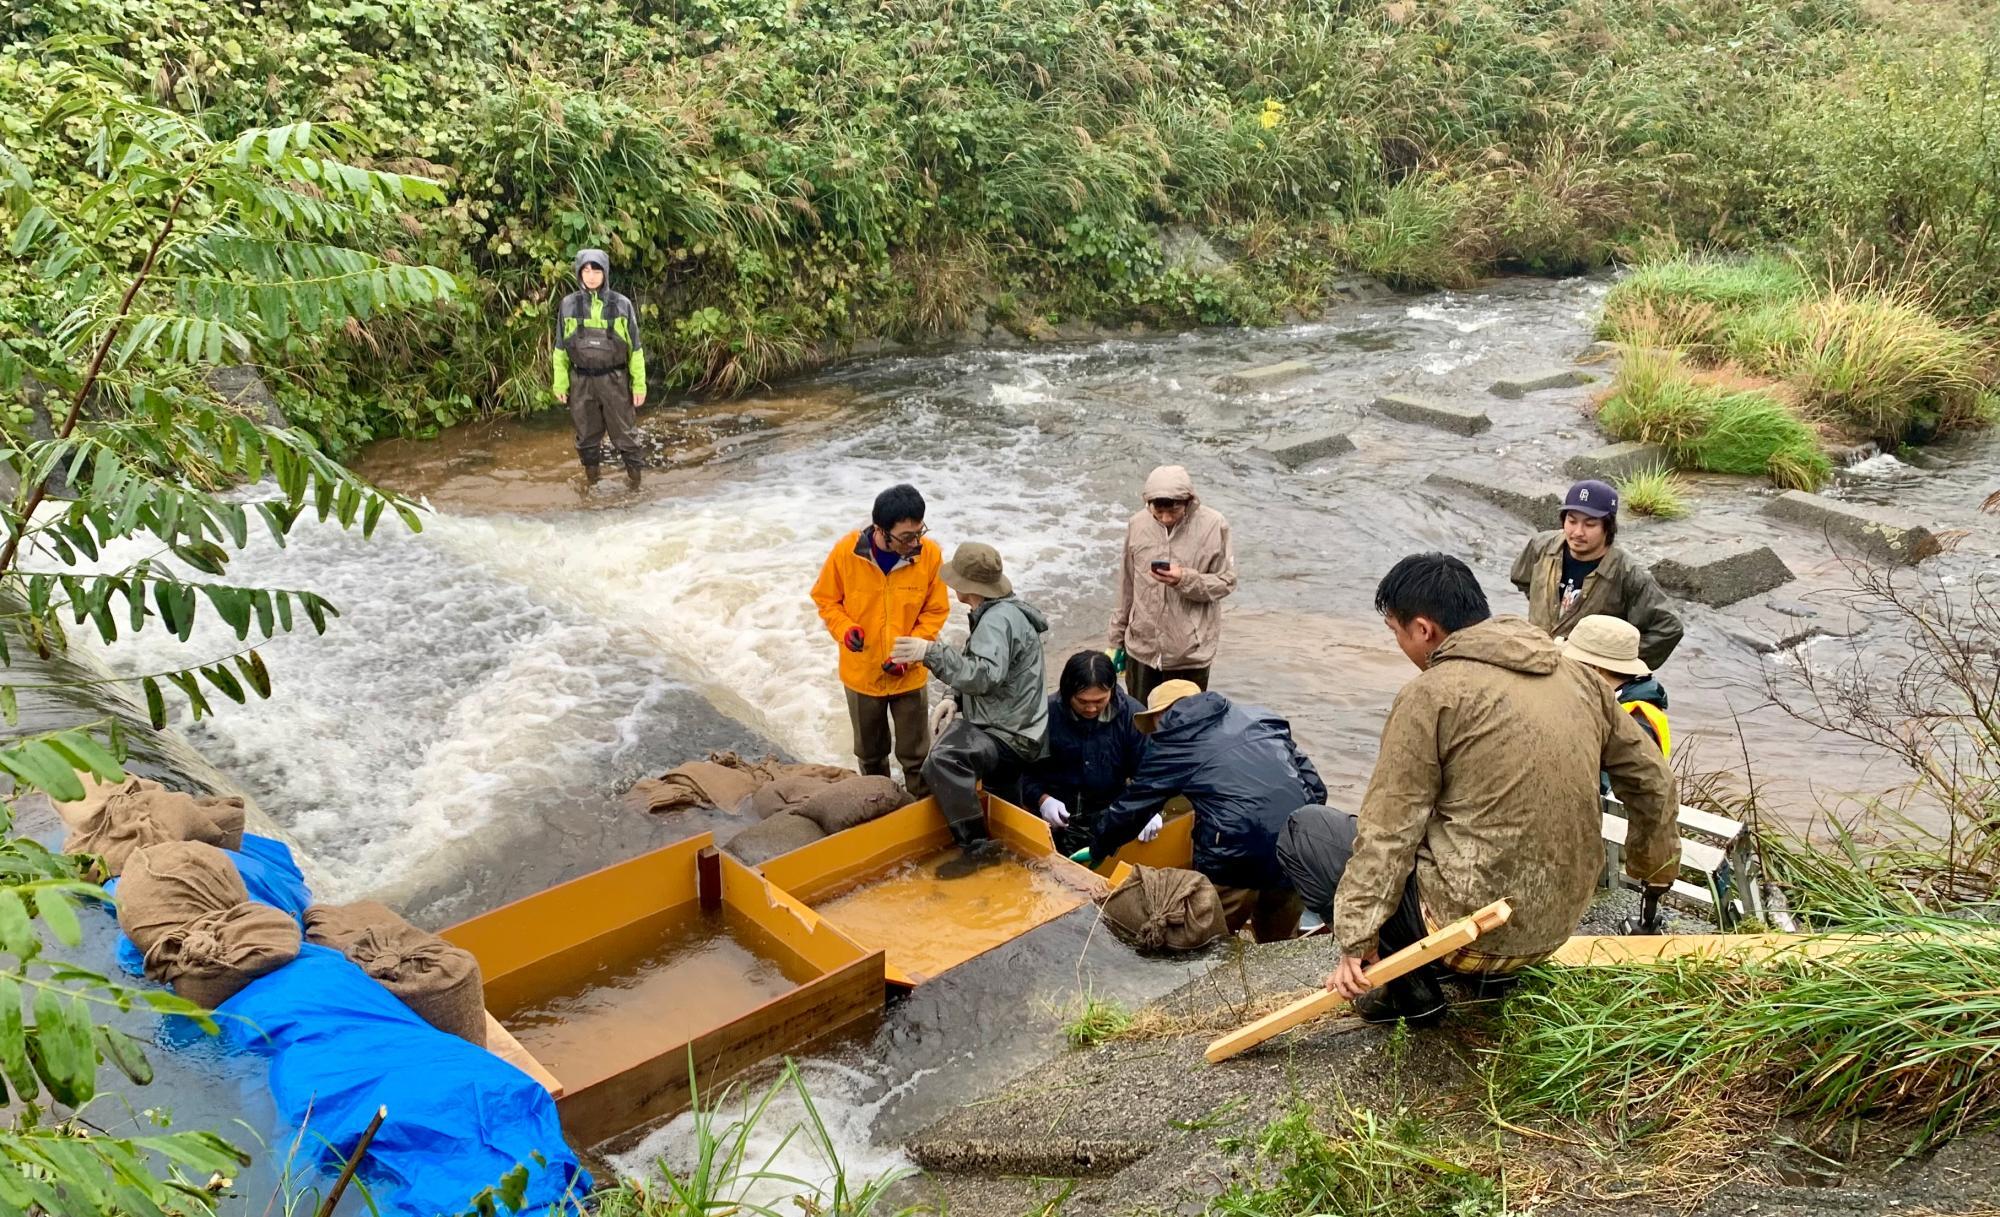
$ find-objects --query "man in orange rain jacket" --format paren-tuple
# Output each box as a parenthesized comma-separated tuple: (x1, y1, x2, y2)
(811, 484, 950, 795)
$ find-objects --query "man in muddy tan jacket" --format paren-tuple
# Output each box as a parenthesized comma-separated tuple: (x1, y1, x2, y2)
(1108, 465, 1236, 701)
(1509, 479, 1683, 669)
(1281, 552, 1678, 1025)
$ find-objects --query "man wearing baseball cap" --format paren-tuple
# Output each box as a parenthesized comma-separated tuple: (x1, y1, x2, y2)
(891, 542, 1049, 847)
(1088, 679, 1327, 942)
(1509, 478, 1683, 670)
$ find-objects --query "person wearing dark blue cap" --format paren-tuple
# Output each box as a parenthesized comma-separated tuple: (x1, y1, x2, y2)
(1508, 478, 1683, 669)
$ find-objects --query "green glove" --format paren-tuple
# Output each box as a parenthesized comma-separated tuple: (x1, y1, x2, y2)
(1106, 647, 1126, 674)
(1068, 846, 1093, 864)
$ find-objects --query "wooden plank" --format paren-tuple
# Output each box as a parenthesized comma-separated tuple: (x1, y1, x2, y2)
(1205, 900, 1511, 1064)
(554, 950, 885, 1148)
(482, 1012, 564, 1098)
(1554, 933, 1869, 966)
(1602, 795, 1746, 842)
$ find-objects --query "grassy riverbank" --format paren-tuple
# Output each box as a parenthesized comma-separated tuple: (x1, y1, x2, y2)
(4, 0, 1997, 451)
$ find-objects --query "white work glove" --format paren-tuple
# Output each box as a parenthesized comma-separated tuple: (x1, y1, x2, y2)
(890, 636, 930, 665)
(1038, 796, 1070, 829)
(929, 698, 958, 738)
(1138, 813, 1164, 843)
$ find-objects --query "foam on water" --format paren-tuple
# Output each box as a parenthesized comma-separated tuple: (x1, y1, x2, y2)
(452, 403, 1121, 766)
(73, 510, 758, 903)
(607, 1059, 914, 1206)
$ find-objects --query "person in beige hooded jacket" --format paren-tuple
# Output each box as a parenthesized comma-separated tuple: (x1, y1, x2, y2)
(1281, 552, 1678, 1026)
(1108, 465, 1237, 701)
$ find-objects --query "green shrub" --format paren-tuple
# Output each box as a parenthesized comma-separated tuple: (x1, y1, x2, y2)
(1329, 175, 1485, 291)
(1211, 1104, 1503, 1217)
(1600, 255, 1811, 351)
(1598, 357, 1830, 490)
(1612, 468, 1689, 519)
(1784, 289, 1989, 442)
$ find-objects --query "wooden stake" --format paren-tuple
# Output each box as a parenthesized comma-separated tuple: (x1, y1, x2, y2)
(315, 1105, 386, 1217)
(1204, 899, 1511, 1064)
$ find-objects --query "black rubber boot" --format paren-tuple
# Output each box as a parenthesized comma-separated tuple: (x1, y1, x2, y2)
(1353, 969, 1448, 1027)
(582, 462, 602, 486)
(624, 464, 642, 490)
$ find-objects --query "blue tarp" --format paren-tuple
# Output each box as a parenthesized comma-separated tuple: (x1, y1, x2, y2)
(220, 945, 587, 1217)
(111, 834, 310, 977)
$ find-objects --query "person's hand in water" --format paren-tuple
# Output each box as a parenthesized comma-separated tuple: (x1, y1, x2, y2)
(936, 836, 1003, 879)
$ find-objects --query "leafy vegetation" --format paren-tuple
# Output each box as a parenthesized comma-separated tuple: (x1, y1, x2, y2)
(1600, 254, 1995, 458)
(1061, 993, 1134, 1049)
(5, 0, 1998, 450)
(1595, 349, 1832, 489)
(0, 76, 455, 1212)
(1211, 1103, 1505, 1217)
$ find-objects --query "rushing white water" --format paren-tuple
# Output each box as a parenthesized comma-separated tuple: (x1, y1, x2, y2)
(606, 1060, 915, 1208)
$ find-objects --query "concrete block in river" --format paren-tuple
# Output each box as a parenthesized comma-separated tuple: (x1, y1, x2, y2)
(1423, 469, 1563, 527)
(1216, 360, 1314, 392)
(1760, 490, 1940, 565)
(1489, 369, 1597, 398)
(1563, 442, 1672, 482)
(1650, 544, 1794, 608)
(1256, 430, 1355, 468)
(1373, 393, 1492, 436)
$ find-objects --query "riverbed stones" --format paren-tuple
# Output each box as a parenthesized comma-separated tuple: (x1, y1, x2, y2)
(1216, 360, 1314, 393)
(1563, 442, 1672, 482)
(1422, 470, 1563, 527)
(1489, 368, 1596, 398)
(206, 365, 289, 429)
(1649, 544, 1794, 608)
(1760, 490, 1940, 565)
(1255, 429, 1355, 468)
(1373, 393, 1492, 436)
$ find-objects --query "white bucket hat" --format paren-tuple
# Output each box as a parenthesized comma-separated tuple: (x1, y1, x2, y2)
(1561, 615, 1651, 678)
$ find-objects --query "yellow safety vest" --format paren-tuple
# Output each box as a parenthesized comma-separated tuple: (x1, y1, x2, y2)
(1621, 699, 1671, 758)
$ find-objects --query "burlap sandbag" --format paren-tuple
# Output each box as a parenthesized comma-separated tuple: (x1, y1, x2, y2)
(1099, 865, 1228, 952)
(723, 812, 826, 865)
(143, 902, 301, 1009)
(750, 773, 840, 820)
(796, 776, 911, 835)
(116, 841, 251, 955)
(65, 783, 246, 879)
(632, 751, 853, 815)
(304, 901, 486, 1046)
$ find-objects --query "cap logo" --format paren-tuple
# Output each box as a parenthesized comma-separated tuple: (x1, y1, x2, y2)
(1579, 489, 1589, 501)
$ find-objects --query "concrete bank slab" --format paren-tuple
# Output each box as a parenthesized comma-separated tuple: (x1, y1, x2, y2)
(1423, 469, 1562, 527)
(1255, 430, 1355, 468)
(1650, 543, 1795, 608)
(1489, 368, 1596, 398)
(1216, 360, 1314, 393)
(1760, 490, 1940, 565)
(1564, 442, 1672, 482)
(1373, 393, 1492, 436)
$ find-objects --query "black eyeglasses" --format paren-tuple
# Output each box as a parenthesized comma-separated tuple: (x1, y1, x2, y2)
(888, 525, 929, 544)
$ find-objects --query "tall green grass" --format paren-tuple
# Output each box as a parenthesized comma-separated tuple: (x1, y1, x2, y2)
(1596, 352, 1831, 489)
(1494, 927, 2000, 1147)
(1611, 467, 1688, 519)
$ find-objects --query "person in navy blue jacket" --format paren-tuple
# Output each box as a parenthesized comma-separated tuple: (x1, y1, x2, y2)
(1021, 651, 1146, 856)
(1088, 680, 1327, 942)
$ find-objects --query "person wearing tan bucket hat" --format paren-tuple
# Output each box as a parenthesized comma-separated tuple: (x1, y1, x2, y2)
(890, 542, 1049, 847)
(1088, 678, 1327, 943)
(1561, 615, 1671, 758)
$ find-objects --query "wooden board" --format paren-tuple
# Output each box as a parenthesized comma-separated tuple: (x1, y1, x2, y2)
(482, 1012, 564, 1098)
(1555, 933, 1874, 966)
(1205, 900, 1511, 1063)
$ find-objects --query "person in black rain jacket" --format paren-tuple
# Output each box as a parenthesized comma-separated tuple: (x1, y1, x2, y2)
(1089, 681, 1327, 941)
(1021, 651, 1146, 856)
